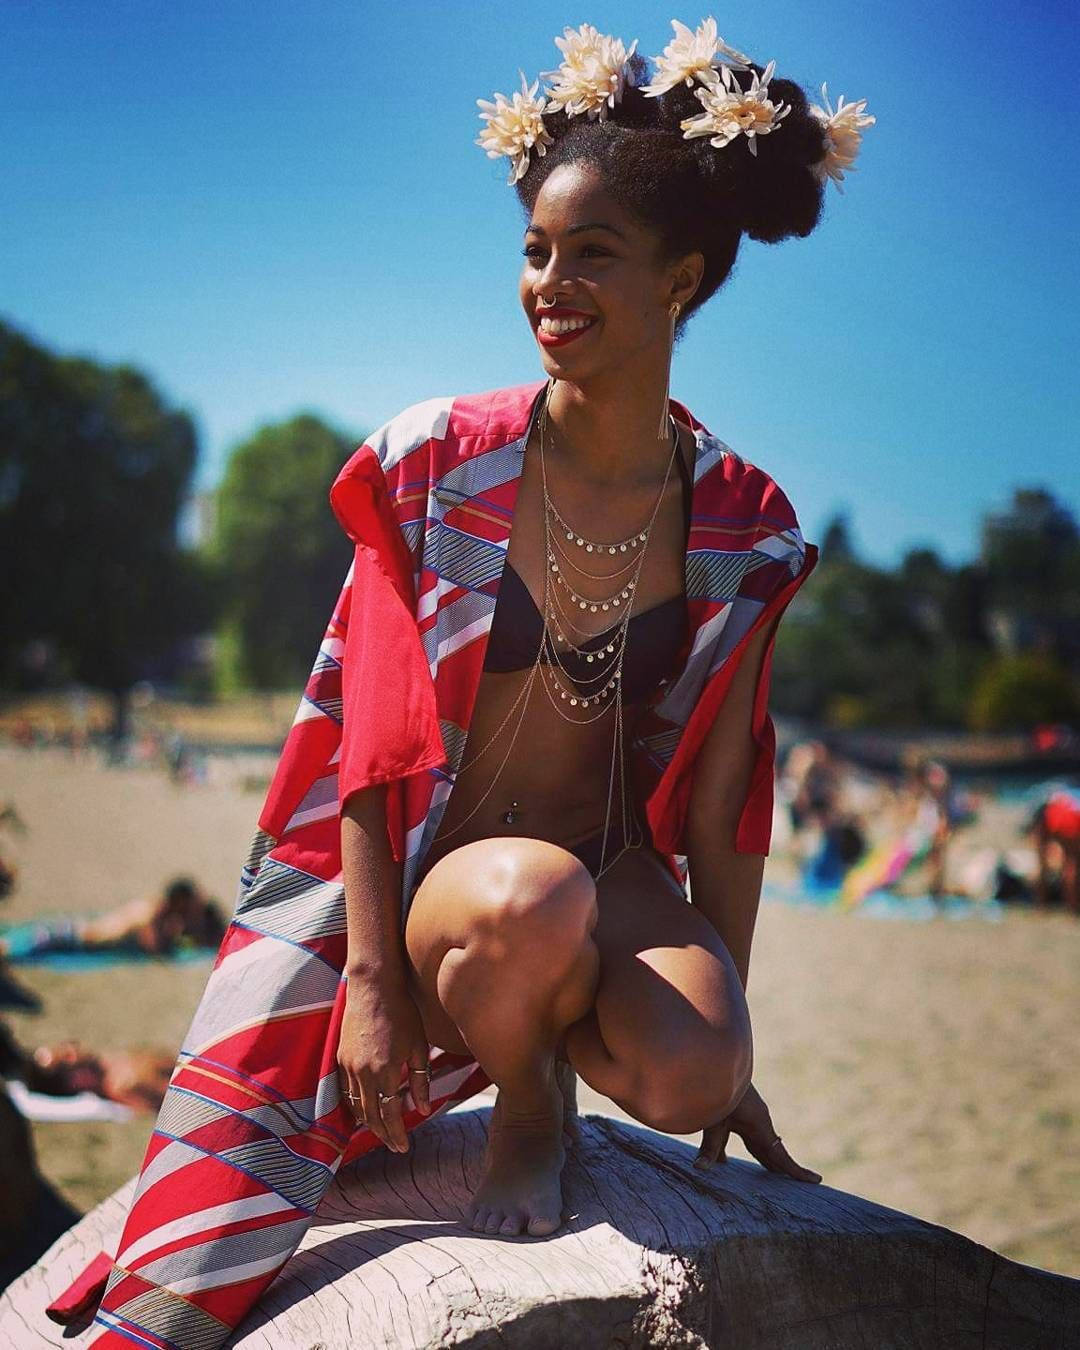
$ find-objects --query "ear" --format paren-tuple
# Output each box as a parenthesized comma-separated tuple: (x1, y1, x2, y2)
(668, 249, 705, 311)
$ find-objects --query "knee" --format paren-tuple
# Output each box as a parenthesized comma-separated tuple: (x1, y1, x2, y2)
(629, 1029, 753, 1136)
(471, 841, 597, 958)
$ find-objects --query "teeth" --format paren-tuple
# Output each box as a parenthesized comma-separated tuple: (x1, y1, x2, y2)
(539, 315, 594, 335)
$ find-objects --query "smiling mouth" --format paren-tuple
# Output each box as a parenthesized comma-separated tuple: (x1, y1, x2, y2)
(535, 314, 599, 346)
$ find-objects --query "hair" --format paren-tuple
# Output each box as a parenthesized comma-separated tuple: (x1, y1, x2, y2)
(164, 876, 199, 906)
(515, 53, 828, 336)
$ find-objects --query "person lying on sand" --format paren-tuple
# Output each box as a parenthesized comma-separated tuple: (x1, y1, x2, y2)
(1, 1020, 174, 1112)
(0, 875, 227, 959)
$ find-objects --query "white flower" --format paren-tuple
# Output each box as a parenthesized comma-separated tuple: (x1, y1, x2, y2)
(809, 83, 875, 192)
(679, 59, 791, 156)
(476, 70, 556, 185)
(540, 23, 639, 122)
(640, 17, 750, 98)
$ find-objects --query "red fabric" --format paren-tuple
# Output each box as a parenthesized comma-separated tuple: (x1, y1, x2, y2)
(74, 380, 816, 1350)
(1045, 793, 1080, 840)
(329, 444, 446, 832)
(646, 545, 819, 857)
(336, 542, 445, 826)
(46, 1250, 113, 1325)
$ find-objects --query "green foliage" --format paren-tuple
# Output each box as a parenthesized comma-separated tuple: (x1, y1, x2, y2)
(771, 487, 1080, 731)
(967, 654, 1079, 732)
(213, 414, 358, 689)
(0, 318, 217, 696)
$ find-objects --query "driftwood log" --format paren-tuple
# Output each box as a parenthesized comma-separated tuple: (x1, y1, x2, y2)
(3, 1097, 1079, 1349)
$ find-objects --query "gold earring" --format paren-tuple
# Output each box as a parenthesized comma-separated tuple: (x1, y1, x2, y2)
(658, 302, 681, 438)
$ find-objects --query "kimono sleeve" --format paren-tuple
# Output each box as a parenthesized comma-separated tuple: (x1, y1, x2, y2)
(728, 536, 818, 853)
(659, 482, 818, 858)
(329, 446, 446, 818)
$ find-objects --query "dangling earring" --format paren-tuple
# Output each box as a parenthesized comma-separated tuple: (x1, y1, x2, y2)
(658, 301, 681, 438)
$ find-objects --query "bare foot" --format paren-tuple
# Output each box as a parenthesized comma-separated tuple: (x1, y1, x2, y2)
(466, 1066, 566, 1237)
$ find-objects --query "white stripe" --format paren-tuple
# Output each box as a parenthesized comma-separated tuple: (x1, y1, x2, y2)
(432, 614, 491, 674)
(367, 396, 454, 474)
(285, 795, 339, 832)
(120, 1192, 295, 1269)
(756, 527, 804, 564)
(292, 697, 330, 727)
(162, 1250, 293, 1297)
(417, 574, 457, 622)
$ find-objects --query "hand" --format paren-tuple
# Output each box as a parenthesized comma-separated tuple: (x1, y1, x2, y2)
(693, 1081, 822, 1183)
(337, 976, 433, 1154)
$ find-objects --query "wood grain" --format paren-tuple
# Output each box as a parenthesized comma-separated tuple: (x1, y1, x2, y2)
(3, 1100, 1078, 1348)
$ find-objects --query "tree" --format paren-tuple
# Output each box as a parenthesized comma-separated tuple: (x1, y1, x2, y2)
(0, 319, 214, 732)
(820, 511, 855, 564)
(213, 415, 359, 688)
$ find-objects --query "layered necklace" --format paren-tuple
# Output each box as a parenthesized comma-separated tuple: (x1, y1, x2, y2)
(434, 378, 680, 879)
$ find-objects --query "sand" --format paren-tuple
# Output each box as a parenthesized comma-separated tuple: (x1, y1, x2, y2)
(1, 742, 1077, 1280)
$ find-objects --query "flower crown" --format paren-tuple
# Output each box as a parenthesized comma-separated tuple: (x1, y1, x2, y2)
(475, 17, 875, 192)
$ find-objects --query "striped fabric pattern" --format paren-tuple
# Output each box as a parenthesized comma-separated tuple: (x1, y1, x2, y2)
(88, 381, 816, 1349)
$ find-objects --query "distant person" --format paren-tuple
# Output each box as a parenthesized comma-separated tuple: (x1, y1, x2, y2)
(1027, 786, 1080, 914)
(917, 759, 953, 901)
(1, 1022, 173, 1113)
(785, 739, 842, 833)
(0, 876, 227, 960)
(0, 802, 27, 901)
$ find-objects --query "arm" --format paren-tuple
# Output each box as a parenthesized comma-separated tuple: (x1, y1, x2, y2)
(341, 783, 409, 988)
(684, 618, 777, 992)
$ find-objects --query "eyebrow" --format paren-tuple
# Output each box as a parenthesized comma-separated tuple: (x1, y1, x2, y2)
(524, 221, 627, 241)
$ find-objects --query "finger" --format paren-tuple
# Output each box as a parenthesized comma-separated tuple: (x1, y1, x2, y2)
(749, 1133, 822, 1183)
(380, 1086, 409, 1153)
(770, 1139, 822, 1183)
(408, 1054, 432, 1115)
(339, 1068, 366, 1127)
(359, 1076, 392, 1150)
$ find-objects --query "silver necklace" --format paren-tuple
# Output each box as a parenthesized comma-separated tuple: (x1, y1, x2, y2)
(433, 379, 679, 879)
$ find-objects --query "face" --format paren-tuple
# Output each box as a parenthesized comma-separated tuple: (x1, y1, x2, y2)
(519, 161, 701, 382)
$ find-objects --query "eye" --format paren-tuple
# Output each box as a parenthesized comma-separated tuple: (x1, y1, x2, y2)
(521, 244, 609, 262)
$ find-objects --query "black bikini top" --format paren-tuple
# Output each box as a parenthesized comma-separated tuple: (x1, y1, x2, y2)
(483, 436, 693, 703)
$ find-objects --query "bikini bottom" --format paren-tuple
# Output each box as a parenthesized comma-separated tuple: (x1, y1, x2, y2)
(562, 805, 654, 881)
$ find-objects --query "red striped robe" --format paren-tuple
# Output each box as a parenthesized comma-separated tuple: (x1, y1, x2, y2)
(85, 380, 817, 1348)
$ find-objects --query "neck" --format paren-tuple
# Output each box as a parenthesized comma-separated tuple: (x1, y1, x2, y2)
(543, 370, 682, 489)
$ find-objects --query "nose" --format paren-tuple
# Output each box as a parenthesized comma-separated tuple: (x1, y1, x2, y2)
(531, 254, 572, 304)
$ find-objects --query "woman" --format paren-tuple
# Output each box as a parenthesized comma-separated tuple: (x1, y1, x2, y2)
(82, 20, 872, 1348)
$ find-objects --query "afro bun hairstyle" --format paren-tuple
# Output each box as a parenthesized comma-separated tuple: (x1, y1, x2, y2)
(513, 52, 829, 331)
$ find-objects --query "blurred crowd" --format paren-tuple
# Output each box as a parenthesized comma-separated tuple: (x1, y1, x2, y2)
(777, 740, 1080, 914)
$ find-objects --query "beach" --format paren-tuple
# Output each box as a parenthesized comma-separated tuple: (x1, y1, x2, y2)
(2, 742, 1078, 1279)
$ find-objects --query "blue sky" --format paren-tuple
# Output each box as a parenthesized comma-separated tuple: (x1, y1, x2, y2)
(3, 0, 1077, 567)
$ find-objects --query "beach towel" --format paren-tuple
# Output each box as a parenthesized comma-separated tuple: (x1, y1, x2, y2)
(81, 380, 816, 1349)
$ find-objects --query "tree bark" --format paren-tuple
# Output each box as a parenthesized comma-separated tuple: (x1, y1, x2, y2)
(2, 1101, 1078, 1348)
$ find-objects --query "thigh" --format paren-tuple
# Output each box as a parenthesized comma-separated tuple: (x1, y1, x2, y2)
(587, 846, 750, 1085)
(402, 835, 595, 1057)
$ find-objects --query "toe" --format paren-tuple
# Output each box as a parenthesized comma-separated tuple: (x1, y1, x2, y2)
(499, 1213, 523, 1236)
(527, 1212, 561, 1236)
(468, 1207, 487, 1232)
(483, 1211, 503, 1234)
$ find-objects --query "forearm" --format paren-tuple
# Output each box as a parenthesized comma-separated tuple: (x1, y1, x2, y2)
(686, 815, 766, 992)
(340, 784, 408, 986)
